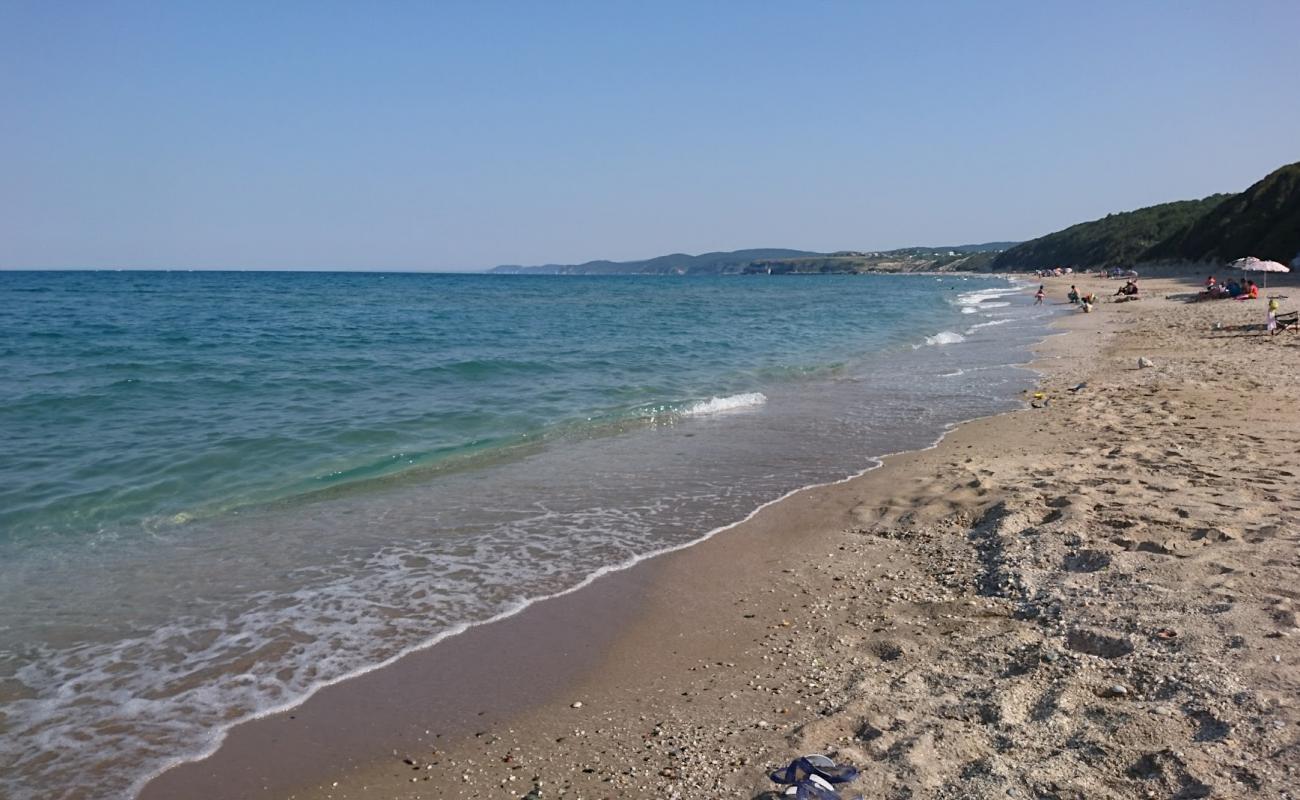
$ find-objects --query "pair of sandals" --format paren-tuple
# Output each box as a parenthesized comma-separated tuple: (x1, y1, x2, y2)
(769, 754, 861, 800)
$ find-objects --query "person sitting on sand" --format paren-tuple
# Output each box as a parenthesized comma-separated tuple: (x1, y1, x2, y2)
(1226, 279, 1241, 298)
(1067, 285, 1080, 304)
(1247, 280, 1259, 299)
(1205, 275, 1216, 289)
(1114, 281, 1139, 298)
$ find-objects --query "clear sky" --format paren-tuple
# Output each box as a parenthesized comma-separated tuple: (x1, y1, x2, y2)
(3, 1, 1297, 271)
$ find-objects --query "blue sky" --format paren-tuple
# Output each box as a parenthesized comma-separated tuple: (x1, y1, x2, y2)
(2, 1, 1297, 270)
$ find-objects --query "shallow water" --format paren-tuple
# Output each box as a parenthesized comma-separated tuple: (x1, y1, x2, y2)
(0, 271, 1050, 799)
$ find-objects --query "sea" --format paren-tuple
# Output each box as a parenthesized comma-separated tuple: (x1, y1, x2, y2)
(0, 270, 1052, 799)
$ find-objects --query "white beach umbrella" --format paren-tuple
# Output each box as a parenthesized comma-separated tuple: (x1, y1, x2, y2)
(1230, 256, 1290, 289)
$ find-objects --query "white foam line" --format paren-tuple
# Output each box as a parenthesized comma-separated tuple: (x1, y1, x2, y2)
(923, 331, 966, 346)
(966, 318, 1014, 334)
(134, 275, 1051, 799)
(135, 403, 1041, 798)
(679, 392, 766, 417)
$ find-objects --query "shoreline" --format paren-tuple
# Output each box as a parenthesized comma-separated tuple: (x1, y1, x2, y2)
(140, 412, 1053, 800)
(135, 295, 1047, 800)
(142, 270, 1300, 799)
(4, 272, 1040, 800)
(131, 281, 1046, 800)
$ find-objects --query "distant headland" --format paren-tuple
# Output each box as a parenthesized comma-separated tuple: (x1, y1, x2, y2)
(488, 160, 1300, 275)
(487, 244, 1016, 276)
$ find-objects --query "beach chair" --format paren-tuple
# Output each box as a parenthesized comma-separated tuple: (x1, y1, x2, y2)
(1275, 310, 1298, 334)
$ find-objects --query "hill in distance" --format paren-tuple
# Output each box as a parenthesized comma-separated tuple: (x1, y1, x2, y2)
(990, 196, 1231, 271)
(488, 243, 1018, 276)
(489, 249, 819, 276)
(488, 161, 1300, 277)
(1144, 161, 1300, 265)
(993, 160, 1300, 271)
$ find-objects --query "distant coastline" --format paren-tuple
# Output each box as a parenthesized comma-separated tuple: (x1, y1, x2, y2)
(487, 243, 1013, 276)
(488, 158, 1300, 277)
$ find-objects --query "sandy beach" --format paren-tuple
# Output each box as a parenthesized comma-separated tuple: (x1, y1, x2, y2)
(142, 271, 1300, 800)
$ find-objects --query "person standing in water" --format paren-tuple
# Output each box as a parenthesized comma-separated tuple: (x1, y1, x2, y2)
(1034, 285, 1045, 305)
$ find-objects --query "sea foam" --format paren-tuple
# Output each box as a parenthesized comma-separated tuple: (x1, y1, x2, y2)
(966, 318, 1014, 334)
(923, 331, 967, 346)
(680, 392, 767, 416)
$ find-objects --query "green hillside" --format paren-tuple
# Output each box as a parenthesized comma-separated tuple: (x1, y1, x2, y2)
(746, 249, 999, 274)
(990, 160, 1300, 271)
(990, 195, 1230, 270)
(490, 161, 1300, 275)
(1143, 161, 1300, 264)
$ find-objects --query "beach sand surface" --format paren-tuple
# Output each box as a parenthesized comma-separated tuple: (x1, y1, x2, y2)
(142, 273, 1300, 800)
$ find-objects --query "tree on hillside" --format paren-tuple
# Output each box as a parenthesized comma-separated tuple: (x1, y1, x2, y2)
(990, 196, 1229, 270)
(1144, 161, 1300, 264)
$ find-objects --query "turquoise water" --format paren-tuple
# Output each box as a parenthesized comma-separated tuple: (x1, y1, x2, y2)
(3, 272, 970, 542)
(0, 271, 1048, 799)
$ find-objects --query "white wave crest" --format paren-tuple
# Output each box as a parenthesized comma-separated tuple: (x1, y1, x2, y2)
(680, 392, 767, 416)
(966, 318, 1013, 333)
(954, 287, 1021, 308)
(924, 331, 966, 346)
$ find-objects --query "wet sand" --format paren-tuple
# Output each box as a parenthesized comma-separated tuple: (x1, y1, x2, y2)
(142, 271, 1300, 800)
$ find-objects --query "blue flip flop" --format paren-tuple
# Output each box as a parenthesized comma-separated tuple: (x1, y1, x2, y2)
(769, 755, 861, 800)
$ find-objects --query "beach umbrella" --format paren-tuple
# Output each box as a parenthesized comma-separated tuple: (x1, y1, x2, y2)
(1230, 256, 1290, 289)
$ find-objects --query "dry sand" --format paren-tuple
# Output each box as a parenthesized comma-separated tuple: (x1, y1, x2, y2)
(144, 273, 1300, 800)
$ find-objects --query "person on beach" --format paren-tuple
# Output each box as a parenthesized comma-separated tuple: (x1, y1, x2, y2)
(1113, 281, 1139, 300)
(1268, 296, 1280, 334)
(1247, 281, 1259, 299)
(1067, 285, 1080, 304)
(1035, 285, 1045, 305)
